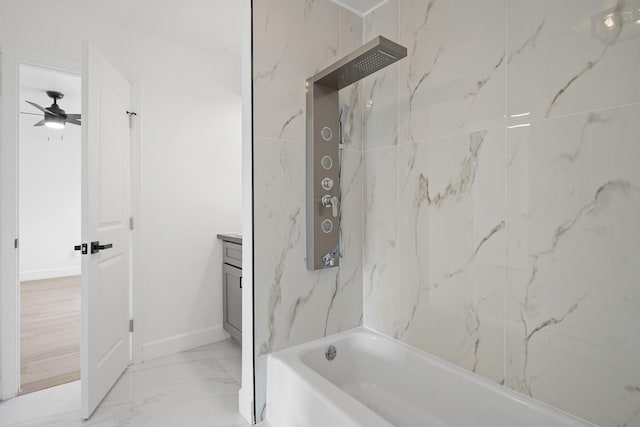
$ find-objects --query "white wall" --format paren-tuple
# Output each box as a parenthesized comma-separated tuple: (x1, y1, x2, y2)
(0, 0, 243, 364)
(19, 77, 82, 282)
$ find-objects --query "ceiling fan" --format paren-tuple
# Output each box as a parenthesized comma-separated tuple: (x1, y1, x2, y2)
(25, 90, 81, 129)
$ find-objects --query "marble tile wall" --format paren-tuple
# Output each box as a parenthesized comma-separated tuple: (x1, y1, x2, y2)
(252, 0, 364, 420)
(253, 0, 640, 425)
(362, 1, 640, 426)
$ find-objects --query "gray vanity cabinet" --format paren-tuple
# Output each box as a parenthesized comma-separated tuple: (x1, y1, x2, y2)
(218, 235, 242, 342)
(223, 263, 242, 340)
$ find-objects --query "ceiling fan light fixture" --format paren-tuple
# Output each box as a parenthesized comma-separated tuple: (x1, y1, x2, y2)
(45, 115, 65, 129)
(26, 90, 80, 129)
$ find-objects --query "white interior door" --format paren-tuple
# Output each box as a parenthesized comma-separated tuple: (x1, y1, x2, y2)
(81, 42, 131, 419)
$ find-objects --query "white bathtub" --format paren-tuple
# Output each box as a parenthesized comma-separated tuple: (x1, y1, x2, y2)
(263, 327, 594, 427)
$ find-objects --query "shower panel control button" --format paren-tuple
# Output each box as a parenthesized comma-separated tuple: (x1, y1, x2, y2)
(321, 126, 333, 141)
(321, 177, 334, 190)
(320, 155, 333, 170)
(321, 219, 333, 234)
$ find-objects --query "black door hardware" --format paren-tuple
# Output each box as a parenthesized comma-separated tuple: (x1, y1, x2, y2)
(74, 243, 88, 254)
(91, 241, 113, 254)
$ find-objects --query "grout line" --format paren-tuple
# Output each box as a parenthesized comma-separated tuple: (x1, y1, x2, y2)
(507, 100, 640, 126)
(255, 136, 305, 145)
(255, 135, 362, 154)
(389, 102, 640, 150)
(362, 143, 403, 153)
(389, 97, 640, 151)
(396, 124, 508, 146)
(339, 6, 343, 56)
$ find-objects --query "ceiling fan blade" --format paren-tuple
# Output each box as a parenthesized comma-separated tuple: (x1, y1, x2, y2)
(66, 114, 81, 120)
(20, 111, 42, 116)
(26, 100, 48, 113)
(33, 119, 45, 127)
(67, 118, 81, 126)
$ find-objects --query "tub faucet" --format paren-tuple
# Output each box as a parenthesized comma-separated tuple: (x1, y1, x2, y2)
(322, 252, 336, 267)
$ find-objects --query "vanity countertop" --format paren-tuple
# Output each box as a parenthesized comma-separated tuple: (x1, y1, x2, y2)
(217, 233, 242, 244)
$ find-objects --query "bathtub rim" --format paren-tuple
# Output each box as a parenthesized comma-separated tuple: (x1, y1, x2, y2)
(266, 326, 597, 427)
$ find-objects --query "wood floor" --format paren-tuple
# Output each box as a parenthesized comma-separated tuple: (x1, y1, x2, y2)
(20, 275, 81, 395)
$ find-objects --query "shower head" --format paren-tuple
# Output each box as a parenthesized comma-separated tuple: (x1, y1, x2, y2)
(311, 36, 407, 90)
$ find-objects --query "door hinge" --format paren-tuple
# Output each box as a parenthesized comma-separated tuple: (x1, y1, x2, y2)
(129, 319, 134, 333)
(14, 238, 18, 249)
(129, 217, 134, 230)
(126, 111, 137, 128)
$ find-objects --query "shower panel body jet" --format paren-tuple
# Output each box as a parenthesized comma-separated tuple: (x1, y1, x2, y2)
(306, 36, 406, 270)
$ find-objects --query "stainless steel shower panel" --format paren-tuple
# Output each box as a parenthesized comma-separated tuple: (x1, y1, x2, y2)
(306, 81, 340, 270)
(306, 36, 407, 270)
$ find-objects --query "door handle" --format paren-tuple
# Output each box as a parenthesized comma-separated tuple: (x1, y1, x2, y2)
(91, 241, 113, 254)
(74, 243, 88, 254)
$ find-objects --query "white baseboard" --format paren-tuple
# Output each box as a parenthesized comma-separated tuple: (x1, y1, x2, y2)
(238, 387, 254, 424)
(142, 326, 230, 362)
(20, 267, 81, 282)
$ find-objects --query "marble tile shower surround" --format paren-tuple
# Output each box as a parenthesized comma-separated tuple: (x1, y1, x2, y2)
(253, 0, 640, 426)
(252, 0, 364, 418)
(253, 0, 364, 358)
(360, 1, 640, 427)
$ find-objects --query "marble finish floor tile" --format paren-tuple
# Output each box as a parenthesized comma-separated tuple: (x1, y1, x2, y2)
(0, 339, 247, 427)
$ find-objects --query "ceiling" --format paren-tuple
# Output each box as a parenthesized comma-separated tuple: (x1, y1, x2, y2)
(20, 64, 81, 114)
(74, 0, 243, 62)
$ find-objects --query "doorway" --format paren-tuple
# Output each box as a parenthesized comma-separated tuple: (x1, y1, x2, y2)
(2, 46, 135, 420)
(18, 64, 82, 395)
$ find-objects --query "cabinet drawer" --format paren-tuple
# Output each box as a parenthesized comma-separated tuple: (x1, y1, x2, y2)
(223, 241, 242, 268)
